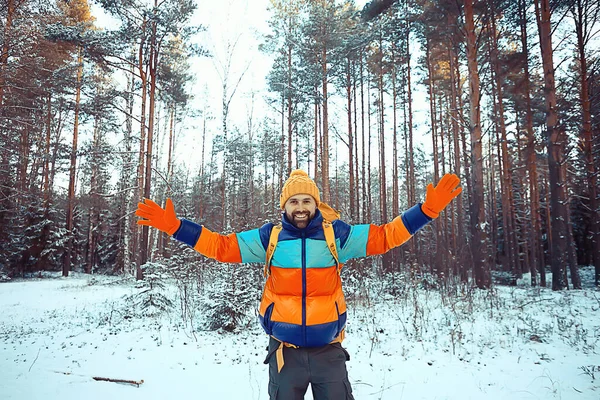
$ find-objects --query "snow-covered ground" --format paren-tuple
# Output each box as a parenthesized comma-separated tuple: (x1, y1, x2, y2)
(1, 270, 599, 399)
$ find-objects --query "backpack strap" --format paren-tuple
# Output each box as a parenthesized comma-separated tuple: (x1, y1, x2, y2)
(264, 221, 341, 278)
(264, 224, 282, 277)
(322, 220, 342, 274)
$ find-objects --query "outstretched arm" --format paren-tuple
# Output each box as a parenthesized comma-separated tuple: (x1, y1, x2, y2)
(371, 173, 462, 253)
(338, 174, 462, 260)
(135, 198, 266, 263)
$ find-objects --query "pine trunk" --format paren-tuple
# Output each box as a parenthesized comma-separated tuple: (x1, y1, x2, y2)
(119, 64, 135, 275)
(136, 16, 148, 279)
(448, 41, 466, 281)
(346, 56, 355, 221)
(43, 94, 52, 208)
(391, 47, 398, 218)
(378, 35, 387, 226)
(287, 34, 293, 175)
(321, 42, 330, 203)
(426, 39, 440, 274)
(519, 0, 544, 286)
(87, 112, 101, 274)
(490, 15, 519, 280)
(360, 57, 367, 223)
(465, 0, 491, 289)
(535, 0, 569, 290)
(63, 47, 83, 278)
(573, 0, 600, 286)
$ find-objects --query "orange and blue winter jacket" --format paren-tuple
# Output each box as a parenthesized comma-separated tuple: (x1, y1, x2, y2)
(172, 204, 432, 348)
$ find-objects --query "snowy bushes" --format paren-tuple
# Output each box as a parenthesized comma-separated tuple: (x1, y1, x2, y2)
(202, 262, 261, 332)
(126, 262, 174, 317)
(143, 254, 263, 334)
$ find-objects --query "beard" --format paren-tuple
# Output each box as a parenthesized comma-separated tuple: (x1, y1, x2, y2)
(287, 210, 313, 229)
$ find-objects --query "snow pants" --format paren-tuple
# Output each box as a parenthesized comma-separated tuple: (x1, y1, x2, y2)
(264, 337, 355, 400)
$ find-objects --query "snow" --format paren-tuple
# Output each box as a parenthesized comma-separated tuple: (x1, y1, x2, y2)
(1, 271, 599, 400)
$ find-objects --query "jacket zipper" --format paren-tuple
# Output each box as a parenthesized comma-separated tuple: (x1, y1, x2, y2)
(301, 230, 307, 347)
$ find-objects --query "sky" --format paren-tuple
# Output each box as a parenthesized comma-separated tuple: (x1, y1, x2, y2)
(1, 269, 599, 399)
(89, 0, 433, 182)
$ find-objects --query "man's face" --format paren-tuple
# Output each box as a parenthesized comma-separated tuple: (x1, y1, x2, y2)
(284, 194, 317, 229)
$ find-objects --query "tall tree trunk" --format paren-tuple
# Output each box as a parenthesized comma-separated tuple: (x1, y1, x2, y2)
(287, 33, 293, 176)
(43, 94, 52, 209)
(426, 39, 439, 183)
(346, 56, 355, 221)
(448, 40, 465, 281)
(314, 97, 319, 180)
(391, 46, 399, 273)
(119, 61, 135, 274)
(535, 0, 569, 290)
(465, 0, 490, 289)
(63, 47, 83, 277)
(136, 17, 148, 279)
(378, 34, 387, 225)
(406, 27, 415, 208)
(572, 0, 600, 286)
(281, 91, 286, 190)
(489, 14, 519, 280)
(18, 126, 29, 208)
(87, 112, 101, 275)
(353, 62, 360, 222)
(367, 69, 373, 223)
(518, 0, 544, 286)
(360, 56, 367, 223)
(426, 39, 440, 273)
(163, 105, 175, 257)
(142, 2, 160, 269)
(199, 105, 207, 220)
(321, 41, 330, 203)
(391, 47, 398, 218)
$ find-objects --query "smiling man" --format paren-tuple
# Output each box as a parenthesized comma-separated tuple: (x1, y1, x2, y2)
(136, 169, 461, 400)
(284, 194, 316, 229)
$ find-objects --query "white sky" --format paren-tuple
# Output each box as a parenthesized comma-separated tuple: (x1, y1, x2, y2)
(90, 0, 432, 184)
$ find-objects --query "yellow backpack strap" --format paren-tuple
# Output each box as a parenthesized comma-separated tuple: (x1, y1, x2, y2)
(322, 220, 342, 273)
(264, 224, 282, 277)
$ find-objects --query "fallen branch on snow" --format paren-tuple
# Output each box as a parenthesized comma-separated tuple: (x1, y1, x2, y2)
(92, 376, 144, 387)
(515, 298, 553, 310)
(53, 371, 144, 387)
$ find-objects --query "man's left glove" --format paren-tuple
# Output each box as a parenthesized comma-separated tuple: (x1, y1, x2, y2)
(135, 198, 181, 235)
(422, 173, 462, 219)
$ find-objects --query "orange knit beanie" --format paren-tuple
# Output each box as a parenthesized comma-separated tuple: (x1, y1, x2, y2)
(280, 170, 321, 209)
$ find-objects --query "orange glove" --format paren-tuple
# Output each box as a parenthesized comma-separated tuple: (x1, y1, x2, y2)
(422, 173, 462, 218)
(135, 198, 181, 235)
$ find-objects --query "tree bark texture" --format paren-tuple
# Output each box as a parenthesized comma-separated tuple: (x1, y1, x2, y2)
(465, 0, 491, 289)
(535, 0, 569, 290)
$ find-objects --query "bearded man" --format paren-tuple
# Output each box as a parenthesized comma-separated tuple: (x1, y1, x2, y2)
(136, 169, 461, 400)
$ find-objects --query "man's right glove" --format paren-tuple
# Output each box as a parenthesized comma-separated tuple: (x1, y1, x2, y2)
(421, 173, 462, 219)
(135, 198, 181, 235)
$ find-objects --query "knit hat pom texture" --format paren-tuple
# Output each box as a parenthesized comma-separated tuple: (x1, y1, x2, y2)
(280, 170, 321, 209)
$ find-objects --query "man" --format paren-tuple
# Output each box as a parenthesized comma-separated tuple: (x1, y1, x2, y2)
(136, 169, 461, 400)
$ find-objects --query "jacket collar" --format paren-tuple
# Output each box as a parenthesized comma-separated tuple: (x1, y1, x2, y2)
(281, 209, 323, 234)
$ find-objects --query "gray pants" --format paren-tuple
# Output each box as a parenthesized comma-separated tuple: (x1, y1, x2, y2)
(264, 337, 355, 400)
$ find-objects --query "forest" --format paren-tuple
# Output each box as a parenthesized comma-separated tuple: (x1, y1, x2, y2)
(0, 0, 599, 297)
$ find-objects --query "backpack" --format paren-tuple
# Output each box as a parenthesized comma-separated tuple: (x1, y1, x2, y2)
(264, 203, 341, 277)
